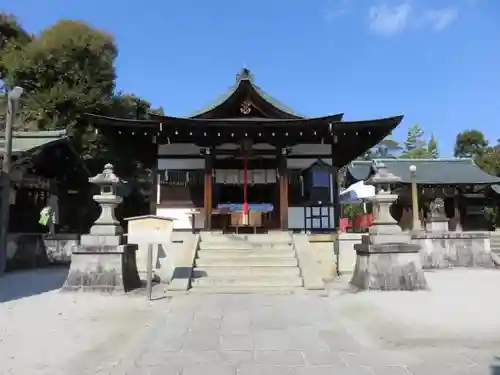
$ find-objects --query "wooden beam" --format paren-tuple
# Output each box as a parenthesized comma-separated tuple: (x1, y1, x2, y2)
(157, 153, 333, 159)
(277, 147, 289, 230)
(331, 136, 340, 231)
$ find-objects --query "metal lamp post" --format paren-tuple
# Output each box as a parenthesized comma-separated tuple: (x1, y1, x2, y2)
(0, 86, 23, 276)
(409, 164, 421, 231)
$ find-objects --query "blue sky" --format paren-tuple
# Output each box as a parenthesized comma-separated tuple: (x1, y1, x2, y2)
(5, 0, 500, 156)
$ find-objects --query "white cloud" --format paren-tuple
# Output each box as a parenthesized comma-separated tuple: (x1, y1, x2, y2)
(368, 3, 412, 35)
(421, 7, 459, 31)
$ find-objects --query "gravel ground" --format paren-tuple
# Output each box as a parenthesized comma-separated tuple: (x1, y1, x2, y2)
(1, 268, 500, 374)
(0, 267, 170, 375)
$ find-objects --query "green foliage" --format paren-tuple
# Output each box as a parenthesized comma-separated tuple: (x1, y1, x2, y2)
(399, 124, 438, 159)
(108, 93, 152, 120)
(454, 129, 488, 158)
(0, 17, 163, 172)
(452, 130, 500, 176)
(427, 134, 439, 158)
(403, 123, 425, 151)
(150, 106, 165, 116)
(1, 20, 117, 129)
(0, 13, 32, 83)
(482, 206, 499, 229)
(477, 145, 500, 176)
(342, 203, 363, 221)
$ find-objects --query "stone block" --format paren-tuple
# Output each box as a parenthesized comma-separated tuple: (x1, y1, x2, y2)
(43, 234, 79, 264)
(62, 244, 140, 293)
(425, 219, 449, 232)
(351, 243, 428, 291)
(413, 231, 494, 269)
(80, 234, 123, 248)
(89, 224, 123, 236)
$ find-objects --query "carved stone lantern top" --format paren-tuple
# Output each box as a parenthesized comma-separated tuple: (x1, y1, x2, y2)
(89, 163, 122, 196)
(366, 162, 401, 194)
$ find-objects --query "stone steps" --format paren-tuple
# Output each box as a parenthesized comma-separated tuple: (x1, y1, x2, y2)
(490, 234, 500, 254)
(188, 286, 301, 294)
(199, 231, 292, 243)
(191, 276, 303, 288)
(198, 242, 293, 251)
(190, 232, 303, 292)
(192, 266, 301, 278)
(196, 249, 296, 259)
(195, 256, 299, 267)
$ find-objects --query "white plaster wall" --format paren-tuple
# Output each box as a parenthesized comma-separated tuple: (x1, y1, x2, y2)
(290, 144, 331, 155)
(156, 208, 205, 230)
(157, 159, 204, 170)
(287, 158, 331, 169)
(158, 144, 200, 155)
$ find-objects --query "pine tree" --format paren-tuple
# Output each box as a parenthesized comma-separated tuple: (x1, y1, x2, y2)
(427, 134, 439, 158)
(404, 124, 425, 152)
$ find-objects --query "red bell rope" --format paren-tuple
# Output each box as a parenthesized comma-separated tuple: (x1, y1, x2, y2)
(243, 154, 248, 215)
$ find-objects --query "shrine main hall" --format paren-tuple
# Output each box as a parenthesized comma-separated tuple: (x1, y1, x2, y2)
(87, 68, 403, 232)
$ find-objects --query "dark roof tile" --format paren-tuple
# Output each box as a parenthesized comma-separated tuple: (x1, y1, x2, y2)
(348, 158, 500, 185)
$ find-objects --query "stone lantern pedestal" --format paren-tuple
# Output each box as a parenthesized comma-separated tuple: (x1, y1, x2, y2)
(62, 164, 141, 293)
(351, 164, 428, 291)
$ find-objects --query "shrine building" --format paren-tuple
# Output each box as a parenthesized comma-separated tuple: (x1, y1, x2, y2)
(86, 68, 404, 232)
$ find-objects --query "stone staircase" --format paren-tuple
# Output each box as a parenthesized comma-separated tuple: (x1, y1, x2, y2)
(190, 231, 304, 292)
(491, 232, 500, 256)
(489, 232, 500, 267)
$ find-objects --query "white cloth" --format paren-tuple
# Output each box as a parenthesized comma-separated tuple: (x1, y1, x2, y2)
(340, 181, 375, 204)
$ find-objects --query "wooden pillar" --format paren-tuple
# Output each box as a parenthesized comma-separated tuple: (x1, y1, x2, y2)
(204, 148, 214, 230)
(330, 137, 340, 231)
(277, 147, 288, 230)
(149, 135, 158, 215)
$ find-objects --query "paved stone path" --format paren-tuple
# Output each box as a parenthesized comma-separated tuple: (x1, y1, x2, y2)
(109, 291, 500, 375)
(2, 269, 500, 374)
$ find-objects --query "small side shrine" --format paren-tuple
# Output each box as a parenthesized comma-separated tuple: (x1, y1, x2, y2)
(0, 130, 90, 233)
(301, 159, 339, 232)
(63, 163, 140, 293)
(346, 158, 500, 231)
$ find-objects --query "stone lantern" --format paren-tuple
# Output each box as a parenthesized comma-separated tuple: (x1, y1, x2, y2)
(351, 163, 428, 291)
(63, 163, 141, 293)
(88, 163, 124, 237)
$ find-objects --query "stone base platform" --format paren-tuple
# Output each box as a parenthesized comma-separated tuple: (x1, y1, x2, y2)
(62, 244, 141, 293)
(351, 243, 428, 291)
(413, 231, 494, 269)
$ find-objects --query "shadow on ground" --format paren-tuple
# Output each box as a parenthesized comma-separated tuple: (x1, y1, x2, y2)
(492, 357, 500, 374)
(0, 266, 69, 303)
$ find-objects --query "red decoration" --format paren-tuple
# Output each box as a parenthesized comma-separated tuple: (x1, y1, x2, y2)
(243, 155, 248, 215)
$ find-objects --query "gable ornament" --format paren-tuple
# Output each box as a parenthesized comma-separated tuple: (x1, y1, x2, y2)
(240, 99, 252, 115)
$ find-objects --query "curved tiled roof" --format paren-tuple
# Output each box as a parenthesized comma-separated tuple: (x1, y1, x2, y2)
(0, 129, 68, 155)
(187, 68, 306, 119)
(347, 158, 500, 185)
